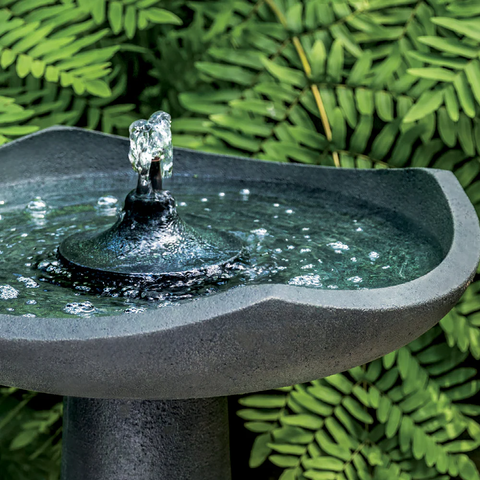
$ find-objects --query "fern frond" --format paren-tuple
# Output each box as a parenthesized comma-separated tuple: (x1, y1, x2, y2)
(75, 0, 182, 38)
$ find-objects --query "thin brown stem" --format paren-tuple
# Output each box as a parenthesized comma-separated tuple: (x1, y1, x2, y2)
(265, 0, 340, 167)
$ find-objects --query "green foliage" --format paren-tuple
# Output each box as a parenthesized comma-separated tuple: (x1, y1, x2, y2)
(240, 330, 480, 479)
(0, 388, 62, 480)
(1, 0, 480, 479)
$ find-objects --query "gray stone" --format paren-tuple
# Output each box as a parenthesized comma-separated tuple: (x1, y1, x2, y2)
(0, 126, 478, 400)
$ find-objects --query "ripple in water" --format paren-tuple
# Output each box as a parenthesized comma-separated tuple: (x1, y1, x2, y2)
(0, 182, 444, 317)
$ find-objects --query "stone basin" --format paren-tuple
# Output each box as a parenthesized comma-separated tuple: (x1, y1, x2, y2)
(0, 126, 478, 480)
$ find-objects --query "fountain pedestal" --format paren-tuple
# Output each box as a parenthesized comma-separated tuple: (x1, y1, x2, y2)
(62, 396, 231, 480)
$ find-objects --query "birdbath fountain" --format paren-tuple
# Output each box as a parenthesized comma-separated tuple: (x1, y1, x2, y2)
(0, 111, 478, 480)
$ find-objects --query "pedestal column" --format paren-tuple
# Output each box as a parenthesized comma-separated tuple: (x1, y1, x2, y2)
(61, 396, 231, 480)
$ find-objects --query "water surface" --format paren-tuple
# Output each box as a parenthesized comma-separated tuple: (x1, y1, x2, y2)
(0, 179, 443, 317)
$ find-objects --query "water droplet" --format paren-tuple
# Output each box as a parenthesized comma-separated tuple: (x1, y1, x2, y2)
(96, 195, 118, 217)
(26, 197, 48, 220)
(0, 285, 19, 299)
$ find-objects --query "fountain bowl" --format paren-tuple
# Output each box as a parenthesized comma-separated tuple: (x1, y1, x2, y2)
(0, 126, 478, 400)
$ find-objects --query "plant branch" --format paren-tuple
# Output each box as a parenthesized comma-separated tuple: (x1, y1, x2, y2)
(264, 0, 340, 167)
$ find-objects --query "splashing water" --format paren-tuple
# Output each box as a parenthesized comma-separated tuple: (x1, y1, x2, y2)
(128, 111, 173, 189)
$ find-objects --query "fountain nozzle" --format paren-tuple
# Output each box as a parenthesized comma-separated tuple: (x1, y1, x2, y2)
(57, 111, 243, 292)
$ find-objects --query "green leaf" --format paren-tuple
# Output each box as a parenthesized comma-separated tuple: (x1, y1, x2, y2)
(291, 391, 333, 417)
(458, 114, 475, 156)
(347, 51, 372, 86)
(84, 80, 111, 98)
(16, 54, 32, 78)
(375, 91, 393, 122)
(281, 414, 324, 430)
(310, 40, 327, 79)
(342, 397, 373, 424)
(431, 17, 480, 41)
(262, 58, 305, 87)
(331, 107, 346, 149)
(303, 456, 345, 471)
(356, 88, 374, 116)
(327, 40, 343, 83)
(419, 36, 478, 58)
(337, 87, 357, 128)
(403, 90, 444, 123)
(196, 62, 255, 85)
(145, 8, 182, 25)
(250, 432, 272, 468)
(438, 107, 457, 147)
(108, 1, 123, 34)
(308, 385, 342, 405)
(465, 60, 480, 106)
(454, 72, 476, 118)
(407, 68, 456, 82)
(286, 3, 303, 34)
(124, 5, 137, 39)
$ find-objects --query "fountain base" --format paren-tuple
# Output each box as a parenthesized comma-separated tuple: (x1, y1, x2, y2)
(61, 396, 231, 480)
(58, 189, 243, 287)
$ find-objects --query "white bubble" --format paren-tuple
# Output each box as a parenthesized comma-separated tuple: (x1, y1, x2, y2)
(369, 251, 380, 261)
(97, 195, 118, 207)
(64, 301, 97, 316)
(218, 192, 225, 197)
(348, 276, 363, 283)
(17, 276, 39, 288)
(125, 307, 146, 314)
(0, 285, 19, 299)
(240, 189, 250, 195)
(328, 241, 349, 253)
(289, 274, 322, 287)
(201, 198, 208, 202)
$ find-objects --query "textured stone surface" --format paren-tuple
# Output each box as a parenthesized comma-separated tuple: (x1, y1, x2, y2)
(0, 127, 478, 399)
(62, 396, 231, 480)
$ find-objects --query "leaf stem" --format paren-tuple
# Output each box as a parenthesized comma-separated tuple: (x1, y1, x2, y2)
(265, 0, 340, 167)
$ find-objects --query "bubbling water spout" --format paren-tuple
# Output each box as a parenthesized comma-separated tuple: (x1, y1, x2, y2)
(128, 111, 173, 195)
(55, 111, 244, 296)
